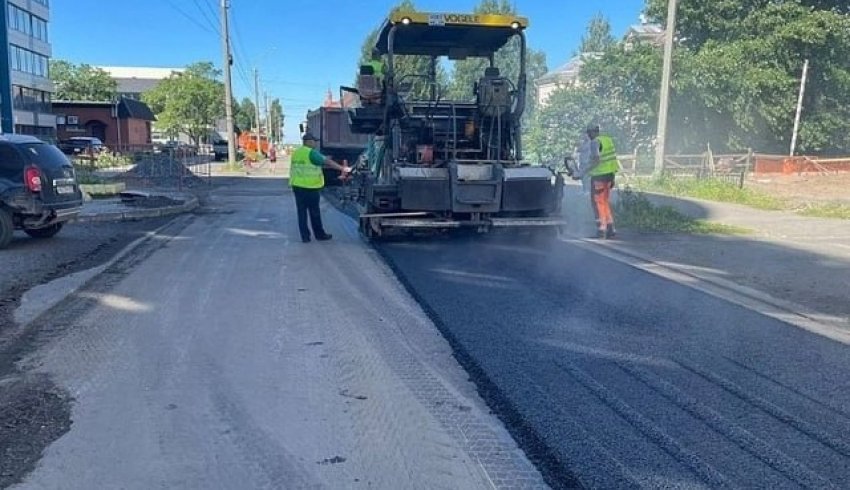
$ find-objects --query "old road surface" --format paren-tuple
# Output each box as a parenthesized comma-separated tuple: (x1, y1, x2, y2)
(377, 231, 850, 489)
(8, 177, 545, 490)
(8, 176, 850, 490)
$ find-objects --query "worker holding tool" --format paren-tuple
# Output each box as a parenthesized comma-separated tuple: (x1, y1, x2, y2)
(575, 124, 619, 239)
(289, 132, 351, 243)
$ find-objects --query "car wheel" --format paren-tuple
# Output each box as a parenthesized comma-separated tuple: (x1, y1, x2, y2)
(0, 208, 14, 249)
(24, 222, 64, 239)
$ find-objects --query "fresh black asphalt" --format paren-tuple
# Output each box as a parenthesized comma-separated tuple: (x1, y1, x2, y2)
(376, 233, 850, 489)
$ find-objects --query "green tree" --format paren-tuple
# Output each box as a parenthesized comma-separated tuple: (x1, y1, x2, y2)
(50, 60, 117, 101)
(645, 0, 849, 50)
(578, 13, 615, 54)
(446, 0, 548, 128)
(356, 0, 448, 99)
(269, 98, 283, 142)
(524, 86, 629, 164)
(642, 0, 850, 154)
(234, 97, 255, 133)
(143, 62, 225, 145)
(579, 43, 663, 152)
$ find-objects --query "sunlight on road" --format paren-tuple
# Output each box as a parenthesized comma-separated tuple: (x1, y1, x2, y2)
(77, 293, 153, 313)
(225, 228, 285, 239)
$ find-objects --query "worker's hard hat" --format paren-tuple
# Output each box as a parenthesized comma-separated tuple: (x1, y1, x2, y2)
(302, 132, 318, 142)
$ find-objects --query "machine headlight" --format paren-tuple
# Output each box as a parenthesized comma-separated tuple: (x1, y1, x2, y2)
(402, 17, 412, 25)
(511, 21, 520, 29)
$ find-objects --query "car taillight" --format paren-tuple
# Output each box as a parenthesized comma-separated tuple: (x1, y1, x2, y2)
(24, 167, 42, 193)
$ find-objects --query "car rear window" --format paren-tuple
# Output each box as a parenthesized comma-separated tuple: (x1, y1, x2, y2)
(22, 143, 72, 170)
(0, 144, 26, 178)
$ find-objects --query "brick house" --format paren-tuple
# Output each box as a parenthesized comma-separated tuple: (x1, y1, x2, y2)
(52, 98, 157, 149)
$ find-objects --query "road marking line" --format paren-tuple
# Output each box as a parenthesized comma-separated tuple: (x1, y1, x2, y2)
(562, 237, 850, 345)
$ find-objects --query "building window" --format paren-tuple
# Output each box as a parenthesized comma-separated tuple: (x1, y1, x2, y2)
(7, 4, 49, 42)
(12, 85, 51, 113)
(9, 45, 49, 78)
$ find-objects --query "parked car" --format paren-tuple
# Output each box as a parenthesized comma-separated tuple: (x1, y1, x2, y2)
(159, 140, 198, 156)
(58, 136, 106, 156)
(212, 138, 229, 161)
(0, 135, 83, 249)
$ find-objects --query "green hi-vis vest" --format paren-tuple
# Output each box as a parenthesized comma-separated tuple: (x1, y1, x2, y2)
(590, 135, 620, 176)
(367, 60, 384, 79)
(290, 146, 324, 189)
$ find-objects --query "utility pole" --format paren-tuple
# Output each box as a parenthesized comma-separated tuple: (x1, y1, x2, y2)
(790, 59, 809, 157)
(219, 0, 237, 168)
(264, 92, 270, 146)
(654, 0, 678, 175)
(279, 103, 285, 145)
(254, 68, 262, 157)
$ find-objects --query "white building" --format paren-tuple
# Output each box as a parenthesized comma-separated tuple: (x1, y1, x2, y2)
(534, 52, 602, 107)
(535, 18, 665, 107)
(97, 66, 184, 100)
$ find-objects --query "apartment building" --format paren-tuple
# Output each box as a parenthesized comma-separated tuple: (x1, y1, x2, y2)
(0, 0, 54, 138)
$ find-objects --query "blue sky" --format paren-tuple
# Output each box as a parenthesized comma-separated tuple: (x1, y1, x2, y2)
(51, 0, 645, 142)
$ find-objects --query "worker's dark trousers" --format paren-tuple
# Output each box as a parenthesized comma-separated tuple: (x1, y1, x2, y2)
(292, 186, 327, 240)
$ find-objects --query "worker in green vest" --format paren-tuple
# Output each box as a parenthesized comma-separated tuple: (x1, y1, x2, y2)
(576, 124, 620, 239)
(290, 132, 351, 243)
(367, 48, 385, 85)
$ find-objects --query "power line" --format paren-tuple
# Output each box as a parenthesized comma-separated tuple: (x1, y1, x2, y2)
(226, 3, 256, 94)
(192, 0, 220, 35)
(162, 0, 217, 35)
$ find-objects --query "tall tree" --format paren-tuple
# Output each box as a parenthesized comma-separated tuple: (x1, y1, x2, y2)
(578, 13, 615, 54)
(50, 60, 117, 101)
(645, 0, 849, 50)
(234, 97, 255, 133)
(524, 87, 620, 164)
(143, 62, 225, 145)
(269, 98, 283, 142)
(641, 0, 850, 154)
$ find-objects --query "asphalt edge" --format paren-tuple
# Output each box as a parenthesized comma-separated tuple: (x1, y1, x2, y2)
(73, 194, 199, 224)
(565, 237, 850, 345)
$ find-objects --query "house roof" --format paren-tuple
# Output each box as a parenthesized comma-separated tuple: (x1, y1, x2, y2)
(536, 52, 602, 84)
(118, 97, 156, 121)
(52, 98, 156, 121)
(626, 23, 664, 36)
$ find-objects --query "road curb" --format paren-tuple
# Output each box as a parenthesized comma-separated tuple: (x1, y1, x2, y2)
(564, 237, 850, 345)
(74, 195, 199, 224)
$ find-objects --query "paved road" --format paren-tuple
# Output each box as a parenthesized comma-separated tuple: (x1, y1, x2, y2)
(377, 233, 850, 489)
(9, 178, 544, 489)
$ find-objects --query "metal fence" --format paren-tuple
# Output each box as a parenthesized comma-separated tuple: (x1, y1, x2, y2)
(70, 144, 213, 192)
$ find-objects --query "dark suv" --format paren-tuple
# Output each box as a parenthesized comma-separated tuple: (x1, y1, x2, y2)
(0, 135, 83, 248)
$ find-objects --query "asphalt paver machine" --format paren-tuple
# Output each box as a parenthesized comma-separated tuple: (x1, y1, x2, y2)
(344, 11, 565, 239)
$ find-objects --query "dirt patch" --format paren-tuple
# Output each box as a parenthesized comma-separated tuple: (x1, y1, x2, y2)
(748, 173, 850, 205)
(0, 374, 73, 488)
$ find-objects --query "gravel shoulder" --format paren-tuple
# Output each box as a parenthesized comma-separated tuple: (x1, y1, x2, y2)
(7, 179, 545, 489)
(0, 217, 178, 488)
